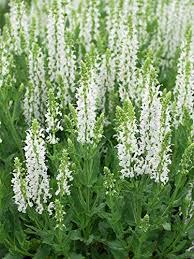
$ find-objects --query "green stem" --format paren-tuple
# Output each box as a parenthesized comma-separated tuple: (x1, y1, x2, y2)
(160, 175, 182, 219)
(147, 183, 163, 213)
(5, 238, 33, 257)
(134, 233, 147, 259)
(82, 148, 92, 240)
(8, 111, 23, 155)
(1, 104, 23, 156)
(165, 214, 194, 254)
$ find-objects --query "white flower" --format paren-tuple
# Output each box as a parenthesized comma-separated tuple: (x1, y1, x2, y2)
(46, 1, 76, 105)
(0, 30, 16, 89)
(116, 62, 172, 184)
(116, 99, 139, 179)
(105, 2, 139, 102)
(145, 90, 163, 181)
(24, 44, 47, 124)
(174, 29, 193, 129)
(48, 201, 55, 216)
(24, 120, 51, 214)
(117, 18, 139, 101)
(9, 0, 21, 53)
(76, 63, 99, 144)
(55, 150, 73, 197)
(11, 158, 27, 213)
(20, 1, 30, 49)
(158, 0, 191, 68)
(45, 89, 63, 144)
(103, 167, 117, 196)
(79, 0, 100, 52)
(54, 199, 66, 229)
(186, 29, 194, 137)
(47, 9, 56, 82)
(49, 150, 73, 228)
(9, 1, 30, 54)
(138, 82, 172, 184)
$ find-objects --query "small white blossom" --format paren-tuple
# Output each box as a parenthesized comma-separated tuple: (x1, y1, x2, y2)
(155, 0, 192, 68)
(20, 1, 30, 49)
(103, 167, 117, 196)
(174, 28, 193, 129)
(49, 150, 73, 228)
(55, 150, 73, 197)
(76, 62, 99, 144)
(11, 158, 27, 213)
(46, 1, 76, 104)
(24, 44, 47, 124)
(54, 199, 66, 229)
(47, 9, 56, 82)
(45, 89, 63, 144)
(0, 30, 16, 88)
(138, 83, 172, 184)
(116, 63, 172, 184)
(116, 99, 139, 179)
(24, 120, 51, 214)
(117, 17, 139, 101)
(9, 1, 30, 54)
(79, 0, 100, 52)
(48, 201, 55, 216)
(9, 0, 21, 53)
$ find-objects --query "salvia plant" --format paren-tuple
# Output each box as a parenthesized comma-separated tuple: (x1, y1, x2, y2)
(0, 0, 194, 258)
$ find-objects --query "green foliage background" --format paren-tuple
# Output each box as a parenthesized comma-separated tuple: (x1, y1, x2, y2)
(0, 1, 193, 259)
(0, 0, 8, 29)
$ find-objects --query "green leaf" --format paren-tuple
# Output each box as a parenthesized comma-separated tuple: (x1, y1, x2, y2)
(69, 253, 85, 259)
(33, 245, 51, 259)
(162, 223, 171, 231)
(108, 240, 128, 259)
(3, 254, 22, 259)
(69, 230, 82, 241)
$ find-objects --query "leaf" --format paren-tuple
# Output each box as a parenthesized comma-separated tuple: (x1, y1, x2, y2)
(3, 254, 22, 259)
(69, 230, 82, 241)
(163, 223, 171, 231)
(171, 240, 187, 253)
(69, 253, 85, 259)
(33, 245, 51, 259)
(108, 240, 128, 259)
(167, 250, 194, 259)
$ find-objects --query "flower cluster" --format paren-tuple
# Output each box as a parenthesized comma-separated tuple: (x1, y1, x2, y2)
(48, 149, 73, 229)
(139, 70, 172, 184)
(117, 16, 139, 101)
(55, 149, 73, 197)
(46, 0, 76, 104)
(11, 157, 27, 213)
(103, 167, 117, 197)
(116, 99, 139, 179)
(152, 0, 192, 68)
(79, 0, 100, 52)
(2, 0, 193, 257)
(12, 120, 52, 214)
(24, 119, 51, 214)
(9, 0, 29, 54)
(24, 44, 47, 124)
(0, 28, 15, 89)
(106, 1, 139, 102)
(45, 88, 63, 144)
(174, 28, 194, 135)
(6, 0, 192, 189)
(116, 67, 172, 184)
(76, 58, 104, 145)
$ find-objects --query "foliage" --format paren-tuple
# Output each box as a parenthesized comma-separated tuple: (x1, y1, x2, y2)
(0, 0, 194, 258)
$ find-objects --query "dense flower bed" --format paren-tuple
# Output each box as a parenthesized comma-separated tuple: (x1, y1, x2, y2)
(0, 0, 193, 258)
